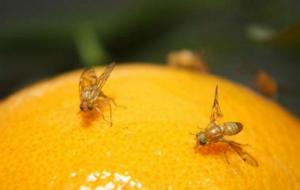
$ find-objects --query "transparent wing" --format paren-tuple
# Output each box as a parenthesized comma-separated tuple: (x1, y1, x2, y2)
(227, 140, 258, 167)
(210, 85, 223, 123)
(79, 68, 98, 96)
(96, 63, 116, 90)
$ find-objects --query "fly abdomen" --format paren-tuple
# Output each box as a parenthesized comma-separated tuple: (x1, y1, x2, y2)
(222, 122, 243, 135)
(206, 123, 224, 139)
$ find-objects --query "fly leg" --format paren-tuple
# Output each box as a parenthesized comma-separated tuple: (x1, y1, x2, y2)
(223, 151, 230, 164)
(106, 98, 113, 127)
(218, 138, 230, 164)
(95, 103, 111, 127)
(100, 92, 126, 108)
(220, 139, 258, 167)
(100, 95, 113, 127)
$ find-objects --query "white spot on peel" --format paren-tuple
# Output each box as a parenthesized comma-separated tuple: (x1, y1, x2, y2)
(129, 180, 136, 187)
(137, 182, 143, 189)
(95, 182, 115, 190)
(101, 171, 111, 179)
(95, 187, 105, 190)
(94, 172, 100, 177)
(80, 185, 91, 190)
(114, 173, 131, 183)
(105, 182, 115, 189)
(87, 173, 98, 182)
(70, 172, 77, 178)
(92, 170, 144, 189)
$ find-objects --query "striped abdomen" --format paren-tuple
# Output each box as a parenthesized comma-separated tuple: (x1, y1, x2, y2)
(222, 122, 243, 135)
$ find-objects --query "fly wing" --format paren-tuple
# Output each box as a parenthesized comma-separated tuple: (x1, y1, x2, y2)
(79, 68, 98, 97)
(210, 85, 223, 123)
(227, 141, 258, 167)
(96, 63, 115, 90)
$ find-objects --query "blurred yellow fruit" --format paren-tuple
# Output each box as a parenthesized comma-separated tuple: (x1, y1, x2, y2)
(167, 50, 208, 72)
(0, 64, 299, 189)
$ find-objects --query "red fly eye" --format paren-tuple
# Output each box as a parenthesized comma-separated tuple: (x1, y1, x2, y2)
(80, 104, 84, 111)
(87, 104, 93, 111)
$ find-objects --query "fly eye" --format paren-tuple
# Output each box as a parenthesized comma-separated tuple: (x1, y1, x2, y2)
(196, 132, 207, 145)
(199, 139, 207, 145)
(87, 104, 93, 111)
(80, 104, 84, 111)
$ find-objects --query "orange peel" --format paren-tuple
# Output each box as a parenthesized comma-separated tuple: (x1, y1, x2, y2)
(0, 64, 299, 189)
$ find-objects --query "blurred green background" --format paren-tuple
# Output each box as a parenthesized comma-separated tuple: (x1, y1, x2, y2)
(0, 0, 299, 116)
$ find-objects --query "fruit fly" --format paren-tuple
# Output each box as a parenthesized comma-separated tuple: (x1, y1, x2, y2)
(195, 86, 258, 167)
(79, 63, 116, 126)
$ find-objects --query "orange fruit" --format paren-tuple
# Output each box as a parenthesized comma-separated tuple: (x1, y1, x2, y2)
(0, 64, 299, 189)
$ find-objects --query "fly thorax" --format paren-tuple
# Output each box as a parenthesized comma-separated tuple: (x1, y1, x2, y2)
(82, 87, 99, 101)
(81, 90, 91, 99)
(206, 123, 224, 139)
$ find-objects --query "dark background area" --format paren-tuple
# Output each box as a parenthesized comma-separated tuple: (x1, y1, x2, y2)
(0, 0, 299, 116)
